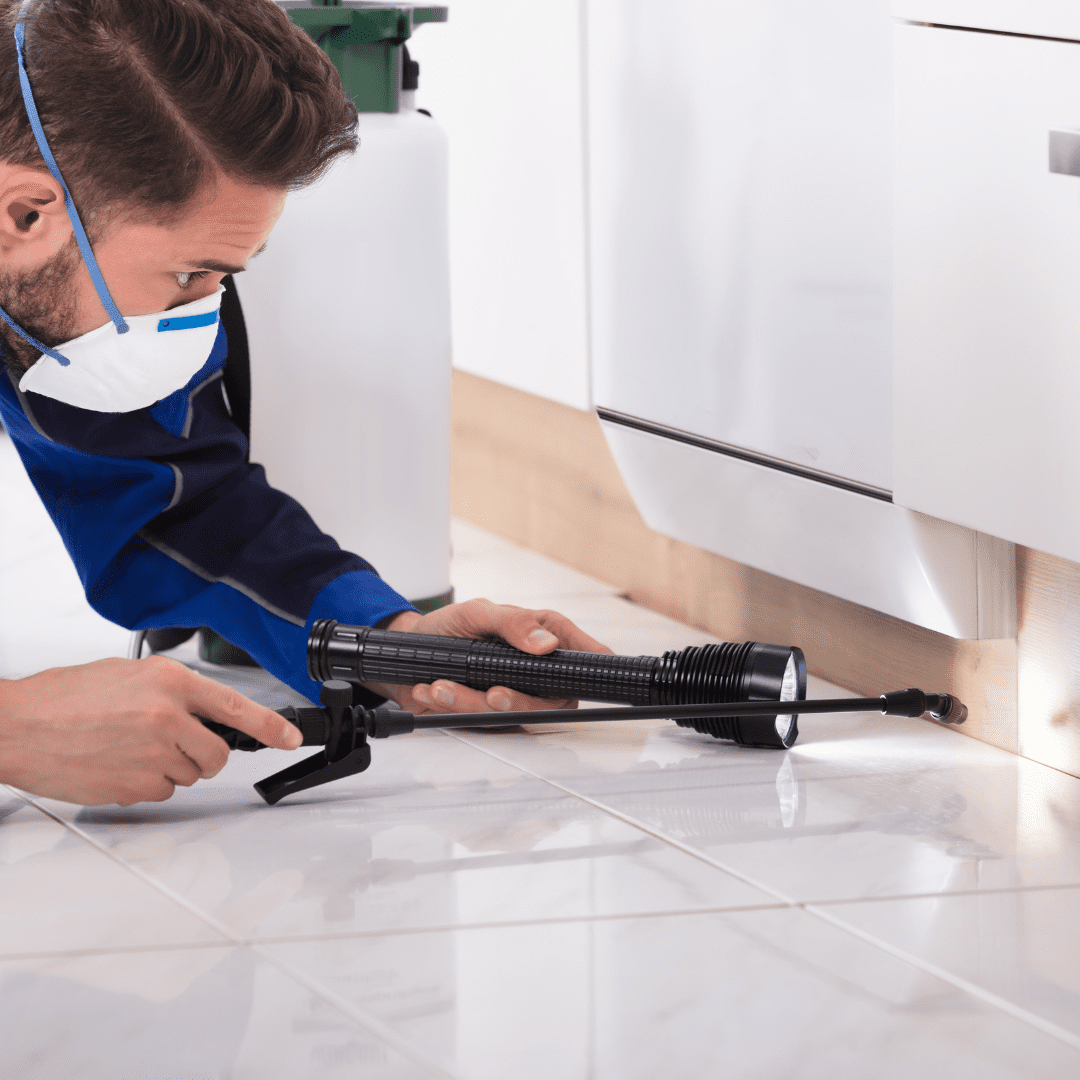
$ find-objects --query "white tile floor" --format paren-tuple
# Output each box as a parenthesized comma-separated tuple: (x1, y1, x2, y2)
(4, 429, 1080, 1078)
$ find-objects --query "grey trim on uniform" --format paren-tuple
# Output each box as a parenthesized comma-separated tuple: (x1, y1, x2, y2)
(136, 528, 306, 627)
(181, 369, 224, 439)
(7, 370, 52, 441)
(164, 462, 184, 511)
(128, 630, 148, 660)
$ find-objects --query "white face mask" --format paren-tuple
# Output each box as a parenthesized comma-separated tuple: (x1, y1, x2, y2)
(18, 286, 224, 413)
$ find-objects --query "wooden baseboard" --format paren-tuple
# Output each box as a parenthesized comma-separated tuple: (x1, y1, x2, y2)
(451, 371, 1019, 754)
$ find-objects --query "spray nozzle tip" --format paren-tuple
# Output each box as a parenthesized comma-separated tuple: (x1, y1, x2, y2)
(930, 695, 968, 725)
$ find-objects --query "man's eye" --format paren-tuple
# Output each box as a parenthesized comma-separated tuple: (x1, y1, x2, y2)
(176, 271, 211, 288)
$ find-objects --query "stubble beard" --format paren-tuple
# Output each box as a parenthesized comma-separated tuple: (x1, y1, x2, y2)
(0, 239, 81, 377)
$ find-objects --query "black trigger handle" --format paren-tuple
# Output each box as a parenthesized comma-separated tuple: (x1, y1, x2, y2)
(253, 744, 372, 805)
(253, 680, 372, 804)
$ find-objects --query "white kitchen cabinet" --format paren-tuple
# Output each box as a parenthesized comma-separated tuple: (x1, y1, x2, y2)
(411, 0, 591, 410)
(892, 21, 1080, 563)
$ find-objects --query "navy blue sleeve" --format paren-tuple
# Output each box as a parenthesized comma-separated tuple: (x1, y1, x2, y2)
(0, 324, 415, 701)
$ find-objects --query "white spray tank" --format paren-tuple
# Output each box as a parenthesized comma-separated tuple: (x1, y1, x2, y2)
(238, 1, 452, 611)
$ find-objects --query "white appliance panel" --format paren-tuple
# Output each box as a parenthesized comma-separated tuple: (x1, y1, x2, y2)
(893, 24, 1080, 562)
(588, 0, 893, 490)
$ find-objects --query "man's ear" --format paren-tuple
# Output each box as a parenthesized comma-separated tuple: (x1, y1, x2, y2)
(0, 167, 71, 266)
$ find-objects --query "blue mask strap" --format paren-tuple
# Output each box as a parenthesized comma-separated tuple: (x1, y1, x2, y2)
(0, 304, 71, 366)
(13, 20, 129, 337)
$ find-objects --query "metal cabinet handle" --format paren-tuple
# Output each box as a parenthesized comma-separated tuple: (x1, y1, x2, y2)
(1049, 130, 1080, 176)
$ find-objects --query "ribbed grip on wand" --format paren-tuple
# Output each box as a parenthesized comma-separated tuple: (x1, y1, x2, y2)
(309, 621, 656, 703)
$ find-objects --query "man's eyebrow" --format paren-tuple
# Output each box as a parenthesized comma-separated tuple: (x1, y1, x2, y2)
(189, 259, 246, 275)
(184, 243, 269, 276)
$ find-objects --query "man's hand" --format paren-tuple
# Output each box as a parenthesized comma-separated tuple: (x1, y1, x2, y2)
(368, 599, 613, 716)
(0, 656, 302, 806)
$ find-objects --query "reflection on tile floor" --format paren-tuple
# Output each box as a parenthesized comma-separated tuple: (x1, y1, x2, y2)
(265, 909, 1080, 1080)
(5, 429, 1080, 1076)
(448, 714, 1080, 902)
(0, 798, 227, 957)
(1, 946, 436, 1080)
(824, 886, 1080, 1041)
(53, 730, 775, 939)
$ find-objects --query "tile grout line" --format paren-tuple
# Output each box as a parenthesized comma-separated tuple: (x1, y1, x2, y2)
(7, 879, 1075, 963)
(806, 880, 1080, 907)
(17, 874, 1080, 959)
(6, 786, 463, 1080)
(806, 903, 1080, 1052)
(0, 905, 793, 963)
(442, 733, 1080, 1055)
(0, 940, 238, 963)
(244, 902, 789, 944)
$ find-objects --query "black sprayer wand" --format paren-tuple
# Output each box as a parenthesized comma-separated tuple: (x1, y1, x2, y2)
(201, 623, 967, 805)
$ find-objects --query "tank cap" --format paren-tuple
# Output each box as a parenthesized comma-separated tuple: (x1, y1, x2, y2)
(282, 2, 448, 113)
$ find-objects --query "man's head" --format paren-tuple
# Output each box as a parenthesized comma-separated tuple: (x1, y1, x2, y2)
(0, 0, 357, 369)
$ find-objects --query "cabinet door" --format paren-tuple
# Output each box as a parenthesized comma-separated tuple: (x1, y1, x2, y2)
(588, 0, 893, 491)
(893, 24, 1080, 561)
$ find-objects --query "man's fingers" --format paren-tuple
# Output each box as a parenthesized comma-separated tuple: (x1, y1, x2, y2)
(115, 775, 176, 807)
(485, 686, 576, 713)
(413, 680, 574, 715)
(442, 599, 614, 656)
(412, 681, 493, 714)
(433, 601, 559, 654)
(163, 748, 204, 788)
(533, 611, 614, 655)
(180, 667, 302, 751)
(483, 606, 559, 653)
(493, 607, 612, 656)
(173, 723, 231, 779)
(407, 599, 614, 660)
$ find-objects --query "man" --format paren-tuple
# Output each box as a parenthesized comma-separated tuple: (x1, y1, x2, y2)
(0, 0, 609, 806)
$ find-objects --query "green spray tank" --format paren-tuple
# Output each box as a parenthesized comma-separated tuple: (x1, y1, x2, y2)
(237, 2, 452, 611)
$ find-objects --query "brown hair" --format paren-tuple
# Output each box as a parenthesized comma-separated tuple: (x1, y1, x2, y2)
(0, 0, 358, 228)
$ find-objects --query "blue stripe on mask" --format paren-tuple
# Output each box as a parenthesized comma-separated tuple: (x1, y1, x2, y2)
(158, 311, 219, 333)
